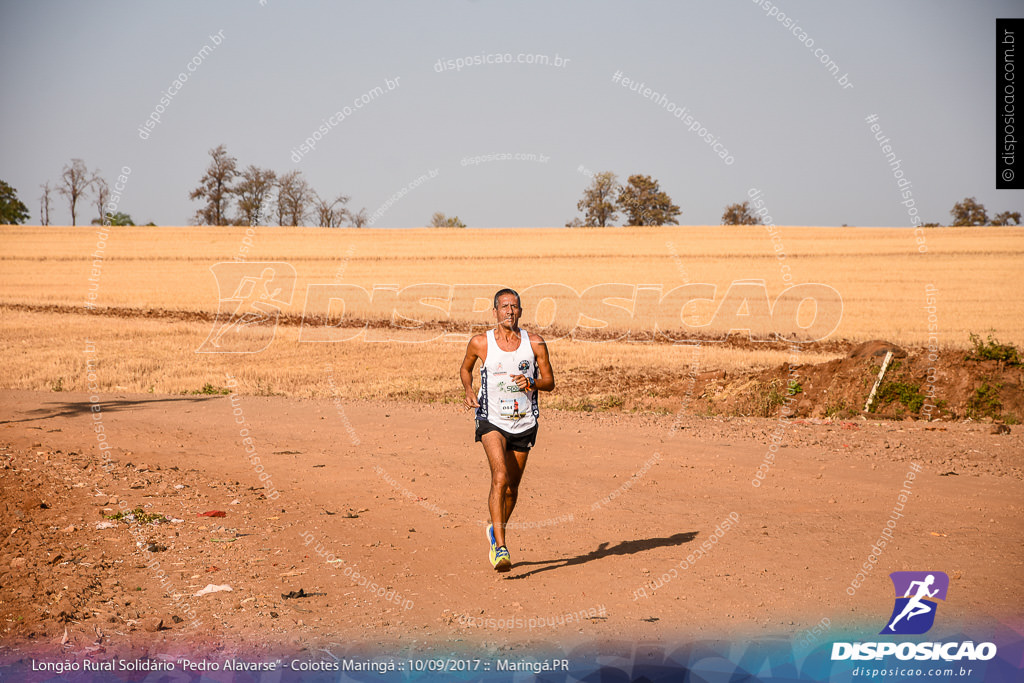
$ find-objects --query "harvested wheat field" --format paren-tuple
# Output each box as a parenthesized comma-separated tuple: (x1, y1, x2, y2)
(1, 225, 1023, 409)
(1, 225, 1022, 676)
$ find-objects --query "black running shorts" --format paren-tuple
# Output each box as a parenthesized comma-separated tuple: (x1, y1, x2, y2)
(475, 419, 538, 452)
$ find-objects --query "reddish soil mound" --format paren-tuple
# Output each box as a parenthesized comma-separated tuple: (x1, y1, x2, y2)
(699, 344, 1023, 422)
(847, 340, 907, 359)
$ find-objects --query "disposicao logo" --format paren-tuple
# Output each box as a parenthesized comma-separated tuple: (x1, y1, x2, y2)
(881, 571, 948, 635)
(197, 262, 296, 354)
(831, 570, 997, 663)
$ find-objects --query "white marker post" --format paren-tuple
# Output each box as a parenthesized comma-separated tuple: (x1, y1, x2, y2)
(864, 350, 895, 413)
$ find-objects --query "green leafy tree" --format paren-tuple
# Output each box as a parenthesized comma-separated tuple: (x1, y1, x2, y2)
(430, 212, 466, 227)
(91, 212, 135, 226)
(576, 172, 619, 227)
(990, 210, 1021, 226)
(721, 201, 758, 225)
(616, 174, 680, 226)
(0, 180, 30, 224)
(950, 197, 988, 226)
(189, 144, 239, 226)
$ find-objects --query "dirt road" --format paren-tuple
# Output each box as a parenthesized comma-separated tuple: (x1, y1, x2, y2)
(0, 389, 1021, 659)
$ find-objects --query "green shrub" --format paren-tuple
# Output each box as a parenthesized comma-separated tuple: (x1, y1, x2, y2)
(757, 379, 794, 417)
(874, 381, 925, 413)
(105, 507, 167, 525)
(966, 379, 1003, 419)
(597, 394, 625, 409)
(192, 383, 230, 395)
(824, 401, 853, 418)
(967, 333, 1020, 365)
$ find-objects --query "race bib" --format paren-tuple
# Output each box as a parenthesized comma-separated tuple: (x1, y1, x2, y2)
(499, 398, 526, 421)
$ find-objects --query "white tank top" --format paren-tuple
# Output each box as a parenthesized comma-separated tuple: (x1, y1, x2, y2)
(475, 329, 539, 433)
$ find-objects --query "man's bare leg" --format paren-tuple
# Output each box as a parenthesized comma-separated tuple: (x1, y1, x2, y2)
(481, 433, 529, 549)
(503, 449, 529, 529)
(482, 432, 510, 548)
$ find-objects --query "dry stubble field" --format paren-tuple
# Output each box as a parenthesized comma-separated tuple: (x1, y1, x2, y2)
(1, 225, 1022, 408)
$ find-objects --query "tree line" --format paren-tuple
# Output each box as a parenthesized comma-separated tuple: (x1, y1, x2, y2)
(569, 171, 1021, 227)
(189, 145, 368, 228)
(715, 196, 1019, 227)
(568, 172, 681, 227)
(0, 157, 1019, 228)
(0, 161, 151, 227)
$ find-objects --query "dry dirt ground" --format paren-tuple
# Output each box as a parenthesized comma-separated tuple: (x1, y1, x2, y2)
(0, 389, 1021, 664)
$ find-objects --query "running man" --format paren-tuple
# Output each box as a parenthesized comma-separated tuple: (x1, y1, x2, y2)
(460, 288, 555, 572)
(888, 574, 939, 631)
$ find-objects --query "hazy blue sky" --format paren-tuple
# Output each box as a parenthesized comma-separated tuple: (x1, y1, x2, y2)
(1, 1, 1020, 227)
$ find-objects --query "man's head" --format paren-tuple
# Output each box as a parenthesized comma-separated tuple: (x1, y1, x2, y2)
(492, 288, 522, 330)
(493, 288, 520, 310)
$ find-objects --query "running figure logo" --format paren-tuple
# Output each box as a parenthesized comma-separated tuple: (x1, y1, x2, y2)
(197, 262, 296, 353)
(880, 571, 949, 635)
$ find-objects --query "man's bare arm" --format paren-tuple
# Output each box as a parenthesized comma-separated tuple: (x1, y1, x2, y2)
(460, 334, 487, 408)
(529, 334, 555, 392)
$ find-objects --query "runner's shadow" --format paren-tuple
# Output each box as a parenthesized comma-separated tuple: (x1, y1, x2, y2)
(1, 396, 220, 424)
(506, 531, 698, 580)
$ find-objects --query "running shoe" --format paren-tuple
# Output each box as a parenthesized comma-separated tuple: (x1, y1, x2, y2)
(486, 524, 497, 567)
(493, 545, 512, 572)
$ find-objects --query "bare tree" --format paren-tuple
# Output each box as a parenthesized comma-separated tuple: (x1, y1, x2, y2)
(349, 207, 368, 227)
(58, 159, 93, 226)
(189, 144, 239, 226)
(234, 165, 277, 226)
(313, 191, 351, 228)
(93, 176, 110, 225)
(39, 182, 53, 226)
(277, 170, 314, 227)
(275, 190, 288, 228)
